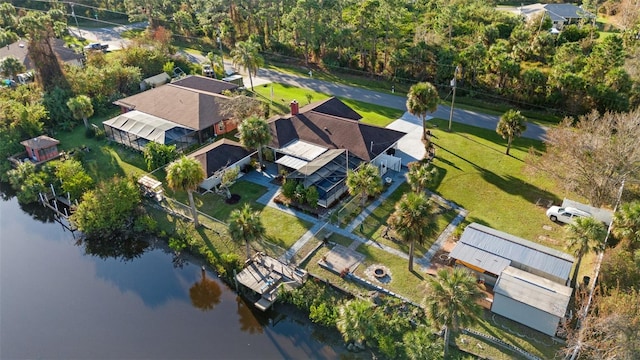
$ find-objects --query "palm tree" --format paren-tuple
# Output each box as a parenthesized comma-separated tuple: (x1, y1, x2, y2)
(424, 267, 483, 358)
(406, 82, 439, 140)
(228, 204, 266, 261)
(388, 192, 437, 272)
(613, 201, 640, 249)
(346, 163, 383, 208)
(406, 161, 438, 193)
(1, 56, 26, 79)
(238, 116, 272, 169)
(166, 156, 205, 227)
(230, 40, 264, 91)
(566, 216, 607, 288)
(496, 109, 527, 155)
(403, 325, 444, 360)
(336, 299, 377, 347)
(66, 95, 94, 128)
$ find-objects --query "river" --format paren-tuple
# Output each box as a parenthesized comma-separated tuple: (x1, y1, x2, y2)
(0, 184, 342, 359)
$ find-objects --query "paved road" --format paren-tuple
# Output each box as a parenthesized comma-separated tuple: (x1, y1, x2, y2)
(68, 22, 146, 51)
(72, 23, 547, 140)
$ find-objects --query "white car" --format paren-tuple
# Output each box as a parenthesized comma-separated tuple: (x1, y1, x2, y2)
(546, 206, 592, 224)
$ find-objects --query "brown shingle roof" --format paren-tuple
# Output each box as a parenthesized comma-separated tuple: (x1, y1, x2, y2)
(20, 135, 60, 149)
(171, 75, 239, 94)
(298, 97, 362, 121)
(188, 138, 253, 177)
(268, 109, 404, 162)
(113, 84, 230, 130)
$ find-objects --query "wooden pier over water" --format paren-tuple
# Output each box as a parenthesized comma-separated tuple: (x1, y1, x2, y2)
(38, 190, 77, 232)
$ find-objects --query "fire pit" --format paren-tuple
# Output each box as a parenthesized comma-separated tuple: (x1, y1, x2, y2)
(365, 264, 392, 283)
(373, 267, 386, 278)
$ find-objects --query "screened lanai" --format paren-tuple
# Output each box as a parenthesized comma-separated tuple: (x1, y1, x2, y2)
(103, 110, 198, 151)
(286, 149, 363, 208)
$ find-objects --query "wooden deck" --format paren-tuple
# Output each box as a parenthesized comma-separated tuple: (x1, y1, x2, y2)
(317, 244, 365, 275)
(236, 253, 308, 311)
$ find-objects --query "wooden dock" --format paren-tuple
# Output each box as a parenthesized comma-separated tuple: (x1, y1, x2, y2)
(39, 192, 77, 232)
(235, 253, 308, 311)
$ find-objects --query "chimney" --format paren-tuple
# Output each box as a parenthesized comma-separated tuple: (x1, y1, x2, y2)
(290, 100, 299, 115)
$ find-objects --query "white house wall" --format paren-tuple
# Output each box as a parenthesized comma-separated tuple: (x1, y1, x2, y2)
(492, 293, 561, 336)
(199, 156, 252, 191)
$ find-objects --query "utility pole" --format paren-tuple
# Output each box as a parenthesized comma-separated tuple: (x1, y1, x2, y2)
(448, 65, 460, 132)
(71, 3, 83, 39)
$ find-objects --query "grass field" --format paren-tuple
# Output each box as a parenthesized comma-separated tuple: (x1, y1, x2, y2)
(426, 118, 572, 248)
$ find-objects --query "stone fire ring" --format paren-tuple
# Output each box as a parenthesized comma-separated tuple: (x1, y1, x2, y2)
(373, 267, 387, 278)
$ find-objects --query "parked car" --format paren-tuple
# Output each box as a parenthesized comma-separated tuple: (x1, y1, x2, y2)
(84, 42, 108, 51)
(546, 206, 592, 224)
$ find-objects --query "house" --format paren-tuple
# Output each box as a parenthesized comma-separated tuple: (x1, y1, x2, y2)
(267, 98, 405, 207)
(518, 3, 595, 30)
(19, 135, 61, 163)
(0, 39, 84, 73)
(188, 138, 255, 191)
(109, 75, 241, 149)
(449, 223, 575, 336)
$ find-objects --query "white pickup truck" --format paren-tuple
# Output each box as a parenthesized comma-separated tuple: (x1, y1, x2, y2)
(546, 206, 592, 224)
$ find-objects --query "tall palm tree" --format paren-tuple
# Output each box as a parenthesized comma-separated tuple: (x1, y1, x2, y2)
(1, 56, 26, 79)
(346, 163, 383, 207)
(406, 82, 439, 140)
(166, 156, 205, 227)
(336, 299, 377, 347)
(228, 204, 266, 260)
(66, 95, 94, 128)
(387, 192, 436, 272)
(406, 161, 438, 193)
(424, 267, 483, 359)
(496, 109, 527, 155)
(566, 216, 607, 288)
(230, 40, 264, 91)
(613, 201, 640, 249)
(238, 116, 272, 169)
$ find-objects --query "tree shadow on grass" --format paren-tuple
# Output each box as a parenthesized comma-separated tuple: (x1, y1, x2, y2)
(434, 144, 559, 207)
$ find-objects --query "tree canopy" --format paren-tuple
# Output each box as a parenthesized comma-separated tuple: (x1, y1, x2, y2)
(529, 108, 640, 207)
(166, 156, 205, 227)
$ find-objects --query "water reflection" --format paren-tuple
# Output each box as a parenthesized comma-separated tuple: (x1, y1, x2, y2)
(237, 296, 265, 334)
(189, 267, 221, 311)
(76, 233, 148, 262)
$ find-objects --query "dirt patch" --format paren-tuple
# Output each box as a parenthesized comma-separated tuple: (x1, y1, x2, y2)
(225, 194, 241, 204)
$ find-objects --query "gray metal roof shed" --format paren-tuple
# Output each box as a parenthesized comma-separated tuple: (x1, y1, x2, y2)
(494, 266, 572, 318)
(449, 223, 575, 283)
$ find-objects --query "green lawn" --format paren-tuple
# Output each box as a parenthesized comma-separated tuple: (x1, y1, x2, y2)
(426, 118, 575, 250)
(253, 83, 403, 127)
(358, 182, 458, 258)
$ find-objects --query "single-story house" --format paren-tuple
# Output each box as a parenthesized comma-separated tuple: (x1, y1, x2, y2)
(20, 135, 61, 163)
(0, 39, 84, 73)
(449, 223, 576, 337)
(267, 98, 405, 207)
(188, 138, 255, 191)
(492, 266, 572, 336)
(110, 76, 240, 148)
(518, 3, 595, 30)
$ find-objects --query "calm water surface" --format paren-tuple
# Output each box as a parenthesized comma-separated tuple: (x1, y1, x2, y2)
(0, 188, 340, 359)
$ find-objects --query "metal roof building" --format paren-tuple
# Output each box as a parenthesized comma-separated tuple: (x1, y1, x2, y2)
(449, 223, 574, 285)
(492, 266, 573, 336)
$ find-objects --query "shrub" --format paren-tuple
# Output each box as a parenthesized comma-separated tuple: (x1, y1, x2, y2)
(305, 186, 319, 208)
(85, 127, 96, 138)
(95, 128, 106, 140)
(282, 178, 297, 198)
